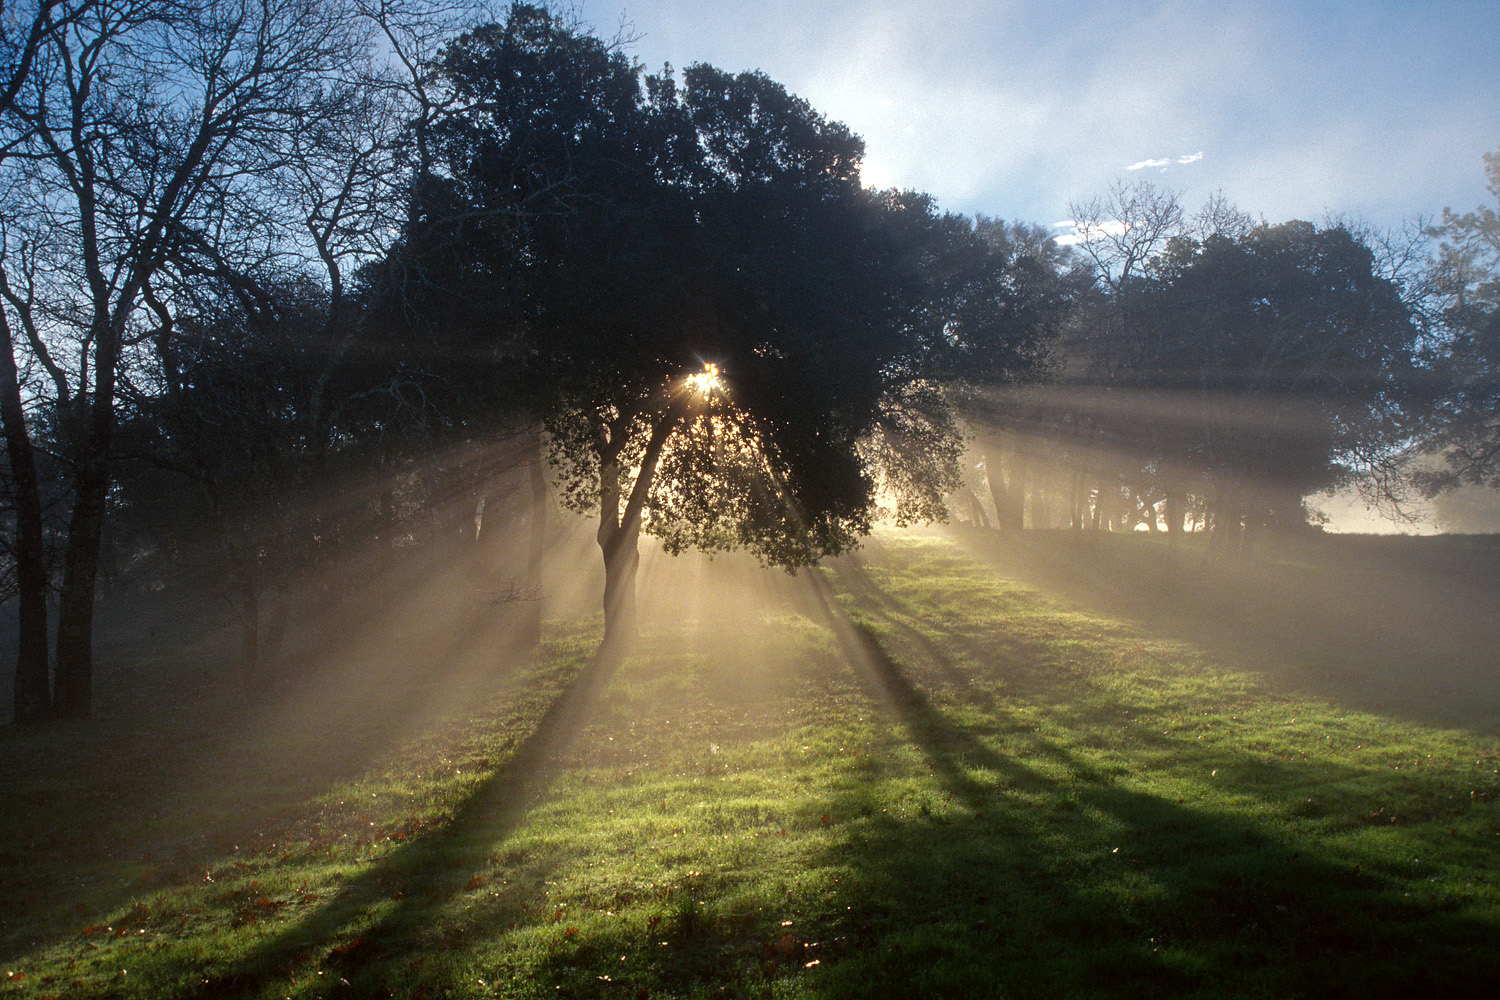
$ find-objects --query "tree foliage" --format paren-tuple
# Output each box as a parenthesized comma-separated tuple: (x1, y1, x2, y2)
(392, 4, 985, 645)
(1418, 150, 1500, 493)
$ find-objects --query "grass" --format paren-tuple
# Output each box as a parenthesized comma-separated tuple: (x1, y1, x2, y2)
(2, 528, 1499, 998)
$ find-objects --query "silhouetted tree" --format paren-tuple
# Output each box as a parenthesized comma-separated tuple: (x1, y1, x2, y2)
(0, 1, 93, 722)
(401, 5, 972, 651)
(0, 0, 373, 717)
(1128, 221, 1423, 548)
(936, 216, 1088, 531)
(1417, 150, 1500, 495)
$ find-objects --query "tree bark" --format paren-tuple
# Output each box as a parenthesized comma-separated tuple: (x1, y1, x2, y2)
(599, 524, 640, 653)
(595, 409, 678, 656)
(1009, 446, 1031, 530)
(1207, 494, 1242, 559)
(0, 311, 49, 722)
(53, 445, 107, 717)
(53, 315, 121, 718)
(983, 434, 1024, 531)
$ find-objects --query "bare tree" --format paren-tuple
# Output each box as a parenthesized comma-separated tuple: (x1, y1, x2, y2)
(1065, 179, 1186, 292)
(0, 0, 371, 717)
(0, 0, 94, 722)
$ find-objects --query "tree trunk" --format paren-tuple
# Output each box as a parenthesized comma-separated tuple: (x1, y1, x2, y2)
(1207, 495, 1241, 559)
(1030, 468, 1053, 528)
(1136, 492, 1159, 533)
(53, 448, 107, 717)
(1009, 446, 1031, 529)
(0, 313, 49, 722)
(983, 435, 1023, 531)
(599, 527, 640, 653)
(594, 410, 678, 657)
(54, 320, 120, 718)
(1164, 490, 1184, 549)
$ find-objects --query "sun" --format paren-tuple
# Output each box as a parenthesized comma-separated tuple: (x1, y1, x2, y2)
(859, 159, 893, 190)
(686, 362, 723, 396)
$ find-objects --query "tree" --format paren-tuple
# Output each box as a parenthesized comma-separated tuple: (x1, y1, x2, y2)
(0, 0, 369, 717)
(0, 0, 94, 721)
(403, 5, 968, 651)
(936, 216, 1087, 531)
(1127, 221, 1423, 547)
(1055, 185, 1262, 543)
(1417, 150, 1500, 494)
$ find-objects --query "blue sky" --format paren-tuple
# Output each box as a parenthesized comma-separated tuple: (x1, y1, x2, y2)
(575, 0, 1499, 234)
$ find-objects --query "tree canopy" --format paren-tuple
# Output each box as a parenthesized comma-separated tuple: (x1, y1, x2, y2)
(1140, 221, 1423, 515)
(1419, 150, 1500, 493)
(394, 4, 982, 644)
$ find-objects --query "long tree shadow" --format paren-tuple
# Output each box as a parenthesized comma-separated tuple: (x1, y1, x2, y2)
(802, 573, 1500, 998)
(176, 641, 623, 998)
(817, 554, 1010, 711)
(943, 525, 1500, 731)
(0, 590, 538, 970)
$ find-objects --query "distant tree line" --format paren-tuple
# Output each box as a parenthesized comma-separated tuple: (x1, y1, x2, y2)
(963, 184, 1438, 554)
(0, 1, 1495, 721)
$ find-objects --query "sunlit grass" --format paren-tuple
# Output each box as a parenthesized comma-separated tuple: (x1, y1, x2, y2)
(3, 531, 1499, 997)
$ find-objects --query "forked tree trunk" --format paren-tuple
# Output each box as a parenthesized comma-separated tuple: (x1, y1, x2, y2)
(594, 410, 678, 658)
(983, 435, 1023, 532)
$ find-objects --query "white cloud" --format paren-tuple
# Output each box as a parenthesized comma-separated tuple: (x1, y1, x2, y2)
(602, 1, 1500, 230)
(1127, 152, 1205, 172)
(1052, 218, 1127, 245)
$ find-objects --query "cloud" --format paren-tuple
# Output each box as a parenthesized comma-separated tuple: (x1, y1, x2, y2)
(606, 1, 1500, 230)
(1127, 152, 1205, 172)
(1052, 218, 1127, 246)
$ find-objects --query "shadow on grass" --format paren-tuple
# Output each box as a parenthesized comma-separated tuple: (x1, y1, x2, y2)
(0, 596, 534, 970)
(800, 570, 1500, 998)
(177, 643, 623, 998)
(941, 526, 1500, 732)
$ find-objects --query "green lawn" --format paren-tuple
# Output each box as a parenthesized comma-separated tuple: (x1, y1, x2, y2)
(3, 530, 1498, 998)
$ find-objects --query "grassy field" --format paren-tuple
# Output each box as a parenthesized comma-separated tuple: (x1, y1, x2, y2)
(2, 528, 1499, 998)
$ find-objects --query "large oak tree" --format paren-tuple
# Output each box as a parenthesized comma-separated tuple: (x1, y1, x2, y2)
(398, 4, 969, 650)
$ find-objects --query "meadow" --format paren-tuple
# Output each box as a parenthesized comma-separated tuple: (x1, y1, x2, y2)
(2, 527, 1498, 998)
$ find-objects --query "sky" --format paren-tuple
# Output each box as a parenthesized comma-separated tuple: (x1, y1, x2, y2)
(574, 0, 1499, 236)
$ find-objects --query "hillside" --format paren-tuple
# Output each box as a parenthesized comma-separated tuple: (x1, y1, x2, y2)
(1, 529, 1498, 998)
